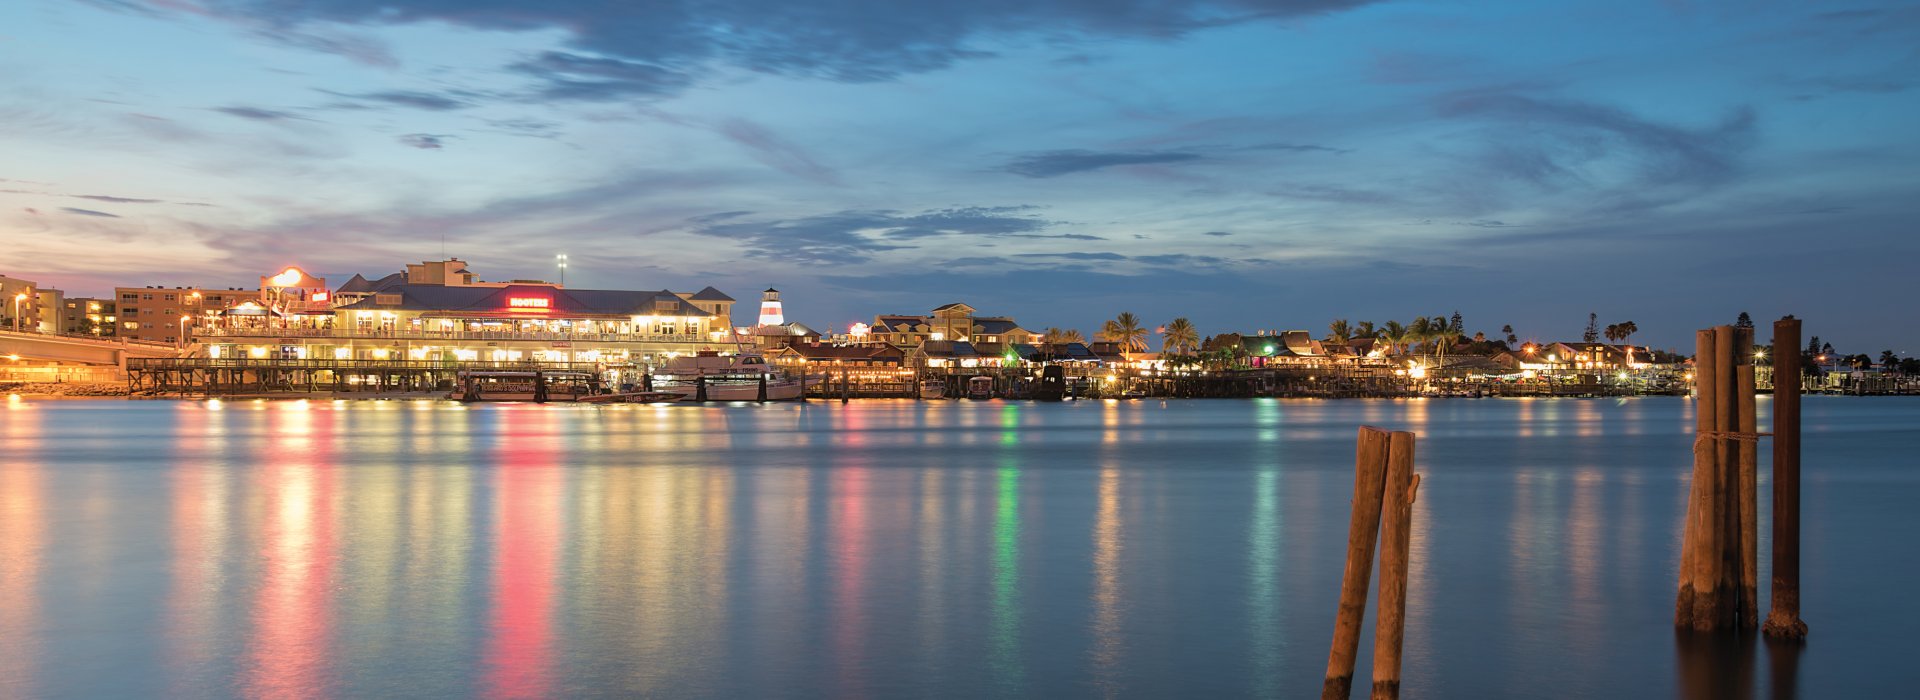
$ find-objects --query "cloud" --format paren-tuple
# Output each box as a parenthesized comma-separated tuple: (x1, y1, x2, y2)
(71, 194, 164, 204)
(1202, 231, 1233, 237)
(214, 106, 299, 121)
(714, 119, 840, 184)
(1435, 92, 1756, 190)
(688, 206, 1059, 263)
(509, 51, 694, 101)
(1002, 149, 1204, 178)
(132, 0, 1385, 99)
(61, 207, 121, 217)
(1245, 142, 1351, 154)
(330, 90, 471, 111)
(399, 133, 452, 149)
(1015, 252, 1127, 261)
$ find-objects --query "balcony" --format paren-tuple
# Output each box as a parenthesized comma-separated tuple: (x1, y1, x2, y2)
(194, 326, 720, 345)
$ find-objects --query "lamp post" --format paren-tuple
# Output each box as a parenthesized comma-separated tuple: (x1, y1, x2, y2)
(11, 292, 26, 332)
(178, 315, 192, 348)
(556, 254, 568, 286)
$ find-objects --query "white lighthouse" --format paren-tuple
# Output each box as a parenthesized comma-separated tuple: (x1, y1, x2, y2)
(757, 288, 784, 327)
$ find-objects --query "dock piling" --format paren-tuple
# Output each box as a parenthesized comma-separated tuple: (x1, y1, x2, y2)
(1322, 426, 1393, 700)
(1370, 432, 1420, 700)
(1764, 317, 1808, 639)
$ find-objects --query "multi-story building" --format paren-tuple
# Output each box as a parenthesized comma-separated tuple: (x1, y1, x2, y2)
(35, 289, 64, 334)
(198, 259, 744, 366)
(60, 297, 117, 336)
(114, 285, 259, 345)
(1, 274, 42, 332)
(865, 303, 1036, 348)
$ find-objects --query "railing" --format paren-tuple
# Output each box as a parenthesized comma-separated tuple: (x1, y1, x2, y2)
(0, 327, 179, 348)
(195, 327, 714, 344)
(127, 358, 608, 372)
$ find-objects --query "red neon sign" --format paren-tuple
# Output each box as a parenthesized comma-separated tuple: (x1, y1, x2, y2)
(508, 297, 550, 311)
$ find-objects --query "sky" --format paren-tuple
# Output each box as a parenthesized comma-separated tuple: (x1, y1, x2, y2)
(1, 0, 1916, 354)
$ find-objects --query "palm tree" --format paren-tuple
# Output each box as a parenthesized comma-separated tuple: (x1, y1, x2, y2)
(1354, 321, 1377, 340)
(1408, 317, 1434, 356)
(1879, 350, 1898, 371)
(1502, 324, 1517, 346)
(1327, 319, 1351, 344)
(1101, 312, 1148, 353)
(1043, 327, 1085, 345)
(1162, 317, 1199, 355)
(1381, 320, 1408, 356)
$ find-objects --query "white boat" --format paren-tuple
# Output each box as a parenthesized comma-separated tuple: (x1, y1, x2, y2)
(920, 378, 947, 400)
(655, 350, 804, 401)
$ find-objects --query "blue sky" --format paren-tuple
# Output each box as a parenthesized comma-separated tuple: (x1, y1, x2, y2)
(2, 0, 1916, 353)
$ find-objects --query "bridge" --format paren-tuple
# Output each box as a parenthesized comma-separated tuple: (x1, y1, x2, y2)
(0, 330, 188, 379)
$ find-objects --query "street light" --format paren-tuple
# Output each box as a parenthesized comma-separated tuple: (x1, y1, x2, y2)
(178, 315, 192, 347)
(11, 292, 27, 332)
(556, 254, 568, 286)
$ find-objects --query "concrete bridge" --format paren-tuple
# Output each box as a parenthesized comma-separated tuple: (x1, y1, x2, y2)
(0, 329, 187, 369)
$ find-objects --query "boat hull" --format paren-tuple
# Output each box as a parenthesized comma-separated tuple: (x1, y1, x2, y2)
(661, 380, 805, 401)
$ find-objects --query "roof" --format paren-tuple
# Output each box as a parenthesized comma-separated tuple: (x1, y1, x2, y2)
(334, 284, 715, 318)
(335, 271, 405, 295)
(754, 321, 819, 337)
(690, 286, 735, 302)
(777, 344, 904, 361)
(972, 317, 1025, 335)
(931, 302, 974, 312)
(1029, 342, 1099, 362)
(1280, 330, 1320, 356)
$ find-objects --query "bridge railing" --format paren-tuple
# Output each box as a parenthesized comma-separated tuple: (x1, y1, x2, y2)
(126, 358, 612, 372)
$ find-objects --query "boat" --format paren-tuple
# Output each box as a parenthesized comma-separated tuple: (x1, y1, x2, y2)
(452, 370, 607, 402)
(1033, 365, 1066, 401)
(920, 378, 948, 399)
(967, 376, 995, 400)
(655, 350, 804, 401)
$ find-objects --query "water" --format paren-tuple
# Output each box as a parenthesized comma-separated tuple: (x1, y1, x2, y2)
(1, 396, 1915, 699)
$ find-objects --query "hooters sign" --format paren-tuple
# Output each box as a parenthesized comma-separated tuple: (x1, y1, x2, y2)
(508, 297, 550, 311)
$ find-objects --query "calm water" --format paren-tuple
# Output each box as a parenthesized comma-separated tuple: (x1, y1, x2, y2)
(0, 396, 1915, 699)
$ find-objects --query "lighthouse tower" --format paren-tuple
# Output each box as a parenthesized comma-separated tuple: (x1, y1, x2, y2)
(757, 288, 784, 327)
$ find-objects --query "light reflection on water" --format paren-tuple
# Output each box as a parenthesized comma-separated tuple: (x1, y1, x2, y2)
(0, 397, 1915, 698)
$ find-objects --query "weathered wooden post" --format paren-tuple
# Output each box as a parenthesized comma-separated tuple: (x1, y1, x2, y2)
(1712, 325, 1740, 630)
(1736, 327, 1759, 629)
(1322, 426, 1393, 700)
(1764, 317, 1808, 639)
(757, 374, 768, 402)
(694, 375, 707, 402)
(1370, 431, 1420, 700)
(1677, 329, 1721, 629)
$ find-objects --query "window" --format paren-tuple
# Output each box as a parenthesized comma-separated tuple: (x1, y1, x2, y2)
(164, 294, 176, 301)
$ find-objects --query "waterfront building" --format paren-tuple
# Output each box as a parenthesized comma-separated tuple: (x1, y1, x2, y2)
(771, 343, 907, 368)
(865, 304, 1035, 348)
(1, 274, 42, 332)
(34, 288, 64, 334)
(59, 297, 116, 336)
(113, 285, 257, 344)
(197, 260, 745, 366)
(757, 288, 785, 326)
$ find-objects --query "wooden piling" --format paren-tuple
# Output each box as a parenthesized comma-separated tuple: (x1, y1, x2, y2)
(1677, 329, 1721, 629)
(1322, 426, 1393, 700)
(1764, 317, 1808, 639)
(1736, 327, 1759, 630)
(1370, 432, 1420, 700)
(1720, 322, 1751, 629)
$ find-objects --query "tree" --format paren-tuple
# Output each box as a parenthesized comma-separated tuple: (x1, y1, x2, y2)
(1449, 311, 1464, 335)
(1502, 324, 1517, 345)
(1381, 321, 1407, 355)
(1409, 317, 1433, 355)
(1043, 327, 1084, 345)
(1101, 312, 1148, 352)
(1806, 335, 1822, 358)
(1736, 312, 1753, 329)
(1354, 321, 1377, 339)
(1327, 319, 1351, 344)
(1584, 312, 1600, 344)
(1162, 318, 1199, 355)
(1880, 350, 1898, 370)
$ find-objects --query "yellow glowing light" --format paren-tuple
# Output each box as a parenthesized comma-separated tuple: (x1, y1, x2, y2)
(333, 347, 351, 360)
(1408, 364, 1427, 379)
(372, 348, 390, 360)
(1618, 372, 1629, 381)
(1547, 354, 1558, 362)
(270, 268, 303, 287)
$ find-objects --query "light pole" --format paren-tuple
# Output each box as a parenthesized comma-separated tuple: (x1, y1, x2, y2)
(556, 254, 568, 286)
(178, 315, 192, 348)
(11, 292, 26, 332)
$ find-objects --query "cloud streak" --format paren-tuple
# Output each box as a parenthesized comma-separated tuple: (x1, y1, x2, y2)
(1002, 150, 1204, 178)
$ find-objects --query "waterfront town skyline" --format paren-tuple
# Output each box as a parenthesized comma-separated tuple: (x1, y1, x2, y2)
(3, 1, 1918, 353)
(1, 256, 1904, 363)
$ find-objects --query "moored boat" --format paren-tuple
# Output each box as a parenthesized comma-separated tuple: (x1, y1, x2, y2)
(920, 378, 948, 399)
(654, 350, 804, 401)
(967, 376, 995, 400)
